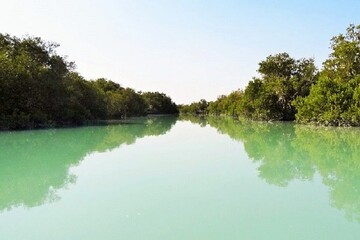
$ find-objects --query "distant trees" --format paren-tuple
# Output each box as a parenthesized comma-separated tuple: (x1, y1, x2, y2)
(107, 88, 144, 118)
(208, 91, 243, 117)
(0, 34, 178, 130)
(180, 24, 360, 126)
(141, 91, 178, 114)
(178, 99, 209, 115)
(181, 53, 317, 121)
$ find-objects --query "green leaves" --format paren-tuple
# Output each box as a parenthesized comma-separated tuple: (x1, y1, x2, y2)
(186, 24, 360, 127)
(295, 24, 360, 126)
(323, 24, 360, 81)
(179, 99, 209, 115)
(141, 92, 178, 114)
(240, 54, 317, 121)
(0, 34, 177, 130)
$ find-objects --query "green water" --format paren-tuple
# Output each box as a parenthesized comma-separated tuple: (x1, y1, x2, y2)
(1, 116, 360, 239)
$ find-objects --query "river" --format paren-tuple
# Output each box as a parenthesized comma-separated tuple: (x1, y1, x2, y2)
(0, 116, 360, 239)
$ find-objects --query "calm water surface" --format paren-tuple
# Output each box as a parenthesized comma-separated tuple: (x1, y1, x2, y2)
(1, 116, 360, 239)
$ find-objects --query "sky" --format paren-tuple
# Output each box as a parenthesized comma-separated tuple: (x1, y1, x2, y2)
(1, 0, 360, 104)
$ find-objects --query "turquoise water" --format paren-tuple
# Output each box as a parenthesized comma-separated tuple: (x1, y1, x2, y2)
(1, 116, 360, 239)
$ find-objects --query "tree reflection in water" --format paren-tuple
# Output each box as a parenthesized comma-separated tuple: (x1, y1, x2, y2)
(0, 116, 177, 211)
(181, 116, 360, 222)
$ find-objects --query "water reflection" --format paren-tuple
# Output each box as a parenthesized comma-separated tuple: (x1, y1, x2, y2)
(0, 116, 177, 211)
(180, 116, 360, 222)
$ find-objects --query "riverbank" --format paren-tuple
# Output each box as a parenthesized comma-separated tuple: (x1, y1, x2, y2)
(0, 114, 179, 132)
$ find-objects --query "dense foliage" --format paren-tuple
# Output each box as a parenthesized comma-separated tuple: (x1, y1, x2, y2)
(182, 53, 317, 121)
(178, 99, 209, 115)
(294, 24, 360, 126)
(241, 53, 317, 121)
(208, 91, 243, 117)
(141, 91, 178, 114)
(180, 24, 360, 126)
(0, 34, 178, 130)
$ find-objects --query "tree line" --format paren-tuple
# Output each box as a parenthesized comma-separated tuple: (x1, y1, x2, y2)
(0, 34, 178, 130)
(180, 24, 360, 126)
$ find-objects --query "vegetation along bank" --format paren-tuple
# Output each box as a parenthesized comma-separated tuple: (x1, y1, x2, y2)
(1, 24, 360, 130)
(179, 24, 360, 127)
(0, 34, 178, 130)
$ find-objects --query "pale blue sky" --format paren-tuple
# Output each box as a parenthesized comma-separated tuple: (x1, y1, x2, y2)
(1, 0, 360, 103)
